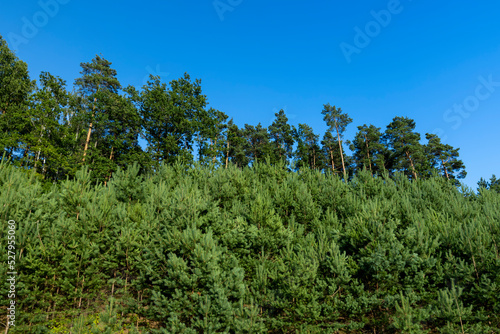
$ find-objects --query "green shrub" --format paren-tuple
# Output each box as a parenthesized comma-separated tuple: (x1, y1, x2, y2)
(1, 162, 499, 332)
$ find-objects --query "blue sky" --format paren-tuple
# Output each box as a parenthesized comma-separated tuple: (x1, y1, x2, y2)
(1, 0, 499, 188)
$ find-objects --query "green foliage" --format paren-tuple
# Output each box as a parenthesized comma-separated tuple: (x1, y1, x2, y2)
(478, 174, 500, 193)
(1, 32, 497, 333)
(268, 109, 294, 166)
(196, 108, 228, 166)
(293, 123, 323, 171)
(349, 124, 386, 176)
(0, 34, 472, 187)
(383, 116, 426, 180)
(321, 103, 352, 181)
(0, 35, 36, 163)
(424, 133, 466, 182)
(225, 119, 249, 168)
(131, 73, 207, 168)
(242, 123, 272, 166)
(1, 161, 499, 333)
(74, 55, 146, 183)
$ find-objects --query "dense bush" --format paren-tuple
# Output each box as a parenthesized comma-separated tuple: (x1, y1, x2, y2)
(1, 160, 499, 333)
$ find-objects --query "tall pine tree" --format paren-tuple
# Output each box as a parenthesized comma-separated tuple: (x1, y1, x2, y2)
(350, 124, 386, 176)
(74, 55, 144, 181)
(321, 104, 352, 181)
(478, 175, 500, 193)
(321, 131, 341, 175)
(268, 109, 294, 165)
(382, 117, 425, 180)
(224, 119, 248, 168)
(293, 123, 322, 170)
(243, 123, 271, 165)
(424, 133, 466, 181)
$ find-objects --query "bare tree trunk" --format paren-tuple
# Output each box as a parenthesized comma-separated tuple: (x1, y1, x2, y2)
(34, 125, 45, 172)
(364, 134, 373, 176)
(313, 147, 316, 170)
(211, 138, 217, 163)
(441, 158, 450, 180)
(78, 276, 85, 308)
(35, 150, 41, 169)
(4, 316, 9, 334)
(330, 148, 335, 173)
(225, 140, 229, 168)
(42, 157, 47, 175)
(82, 98, 97, 162)
(405, 150, 418, 180)
(335, 123, 347, 181)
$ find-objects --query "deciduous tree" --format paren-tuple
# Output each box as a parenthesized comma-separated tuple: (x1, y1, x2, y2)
(0, 35, 35, 162)
(196, 108, 228, 165)
(132, 73, 207, 167)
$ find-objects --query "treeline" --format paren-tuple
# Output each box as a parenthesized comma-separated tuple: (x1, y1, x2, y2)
(1, 160, 499, 333)
(0, 35, 471, 185)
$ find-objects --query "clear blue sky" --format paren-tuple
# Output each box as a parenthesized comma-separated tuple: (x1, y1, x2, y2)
(1, 0, 499, 189)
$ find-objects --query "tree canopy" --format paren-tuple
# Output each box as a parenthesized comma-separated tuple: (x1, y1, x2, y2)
(0, 33, 482, 188)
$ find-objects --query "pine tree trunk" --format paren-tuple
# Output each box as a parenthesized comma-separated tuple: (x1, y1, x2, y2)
(82, 98, 97, 162)
(106, 146, 114, 186)
(441, 158, 450, 180)
(405, 150, 418, 180)
(330, 149, 335, 173)
(4, 315, 9, 334)
(313, 147, 316, 170)
(364, 134, 373, 176)
(211, 138, 216, 163)
(335, 123, 347, 181)
(225, 140, 229, 168)
(78, 275, 85, 308)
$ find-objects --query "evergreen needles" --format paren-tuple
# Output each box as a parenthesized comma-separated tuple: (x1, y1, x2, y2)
(1, 162, 499, 333)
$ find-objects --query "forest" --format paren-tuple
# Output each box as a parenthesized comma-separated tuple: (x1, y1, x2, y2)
(1, 33, 500, 333)
(0, 34, 491, 186)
